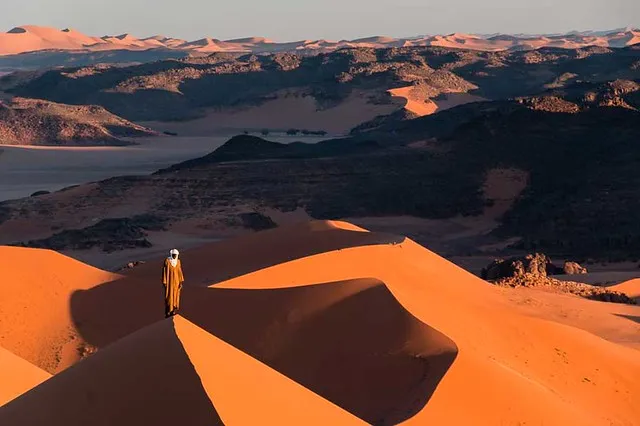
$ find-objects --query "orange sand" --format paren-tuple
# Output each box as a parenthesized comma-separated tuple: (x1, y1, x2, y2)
(610, 278, 640, 300)
(0, 347, 50, 407)
(388, 86, 438, 116)
(204, 223, 640, 425)
(1, 220, 639, 424)
(0, 316, 363, 425)
(0, 246, 118, 372)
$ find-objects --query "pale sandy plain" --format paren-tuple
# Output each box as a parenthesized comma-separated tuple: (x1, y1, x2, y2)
(0, 221, 639, 425)
(0, 134, 326, 202)
(140, 89, 401, 136)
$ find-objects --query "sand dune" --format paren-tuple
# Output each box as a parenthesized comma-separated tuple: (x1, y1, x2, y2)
(0, 347, 50, 406)
(0, 26, 101, 55)
(0, 246, 118, 372)
(183, 278, 457, 424)
(610, 279, 640, 300)
(388, 87, 486, 118)
(1, 220, 639, 424)
(388, 86, 438, 116)
(202, 224, 640, 424)
(1, 25, 638, 56)
(0, 316, 363, 425)
(66, 222, 404, 348)
(497, 285, 640, 350)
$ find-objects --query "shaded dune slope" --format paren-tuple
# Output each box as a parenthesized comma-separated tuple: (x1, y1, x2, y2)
(184, 279, 457, 425)
(0, 316, 363, 425)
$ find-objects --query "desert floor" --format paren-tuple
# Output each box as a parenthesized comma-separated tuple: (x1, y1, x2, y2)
(0, 134, 324, 202)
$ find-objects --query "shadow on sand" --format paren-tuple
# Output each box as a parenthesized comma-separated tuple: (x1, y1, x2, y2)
(0, 319, 223, 425)
(71, 277, 456, 425)
(614, 314, 640, 324)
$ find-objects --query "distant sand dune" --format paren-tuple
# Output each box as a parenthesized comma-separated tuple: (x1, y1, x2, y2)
(389, 87, 487, 117)
(1, 25, 638, 56)
(389, 86, 438, 116)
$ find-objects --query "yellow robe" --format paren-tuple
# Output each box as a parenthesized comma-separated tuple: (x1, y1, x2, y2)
(162, 258, 184, 314)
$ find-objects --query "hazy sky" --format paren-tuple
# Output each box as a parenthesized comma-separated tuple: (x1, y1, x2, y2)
(4, 0, 639, 41)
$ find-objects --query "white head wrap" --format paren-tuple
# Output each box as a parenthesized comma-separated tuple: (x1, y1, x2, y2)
(169, 249, 179, 267)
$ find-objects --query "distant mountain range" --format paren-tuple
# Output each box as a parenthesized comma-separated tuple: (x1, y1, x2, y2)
(1, 25, 639, 57)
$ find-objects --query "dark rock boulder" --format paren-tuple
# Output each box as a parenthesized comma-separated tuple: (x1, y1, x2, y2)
(481, 253, 552, 280)
(119, 260, 147, 271)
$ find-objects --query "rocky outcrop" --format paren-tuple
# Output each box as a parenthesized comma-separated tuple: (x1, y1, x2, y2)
(516, 96, 581, 113)
(118, 260, 147, 271)
(481, 254, 589, 279)
(481, 254, 633, 304)
(481, 253, 554, 280)
(0, 97, 157, 146)
(491, 273, 636, 305)
(13, 215, 166, 252)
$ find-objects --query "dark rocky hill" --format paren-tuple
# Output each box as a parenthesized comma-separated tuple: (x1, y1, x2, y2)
(5, 46, 638, 124)
(0, 97, 156, 145)
(3, 81, 640, 259)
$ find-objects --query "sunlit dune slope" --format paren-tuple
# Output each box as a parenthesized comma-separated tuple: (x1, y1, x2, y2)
(0, 316, 364, 426)
(207, 223, 640, 425)
(610, 278, 640, 300)
(0, 347, 50, 407)
(388, 86, 438, 116)
(0, 246, 119, 373)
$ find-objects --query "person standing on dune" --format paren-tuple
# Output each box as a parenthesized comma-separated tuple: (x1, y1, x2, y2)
(162, 249, 184, 318)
